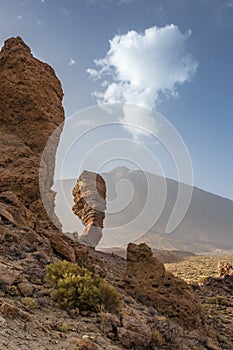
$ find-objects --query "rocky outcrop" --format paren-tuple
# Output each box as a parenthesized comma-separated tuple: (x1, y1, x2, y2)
(0, 36, 91, 270)
(50, 232, 89, 265)
(0, 36, 64, 229)
(122, 243, 205, 330)
(72, 171, 106, 247)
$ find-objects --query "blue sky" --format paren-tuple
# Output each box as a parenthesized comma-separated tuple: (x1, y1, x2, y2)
(0, 0, 233, 200)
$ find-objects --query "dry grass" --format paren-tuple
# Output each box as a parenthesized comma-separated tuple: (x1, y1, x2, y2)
(165, 255, 233, 284)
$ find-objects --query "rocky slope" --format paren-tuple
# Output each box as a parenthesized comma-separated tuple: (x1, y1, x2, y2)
(0, 224, 229, 350)
(0, 37, 230, 350)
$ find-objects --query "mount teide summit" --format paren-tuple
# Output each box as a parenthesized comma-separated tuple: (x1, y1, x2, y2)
(55, 167, 233, 252)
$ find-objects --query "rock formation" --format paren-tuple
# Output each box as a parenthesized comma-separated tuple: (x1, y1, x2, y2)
(0, 36, 64, 229)
(72, 171, 106, 247)
(122, 243, 206, 330)
(0, 36, 91, 267)
(0, 37, 225, 350)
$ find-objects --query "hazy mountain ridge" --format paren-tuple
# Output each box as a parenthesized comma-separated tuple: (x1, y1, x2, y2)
(54, 167, 233, 253)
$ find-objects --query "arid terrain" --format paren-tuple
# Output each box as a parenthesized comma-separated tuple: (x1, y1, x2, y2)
(0, 223, 233, 350)
(166, 256, 233, 349)
(0, 37, 232, 350)
(165, 256, 233, 284)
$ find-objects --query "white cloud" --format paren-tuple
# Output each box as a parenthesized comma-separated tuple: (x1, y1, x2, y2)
(86, 68, 100, 79)
(17, 15, 23, 19)
(87, 25, 198, 137)
(69, 58, 77, 66)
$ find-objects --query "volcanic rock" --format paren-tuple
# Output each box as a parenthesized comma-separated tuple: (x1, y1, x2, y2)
(117, 315, 152, 349)
(0, 302, 31, 322)
(123, 243, 205, 330)
(72, 171, 106, 247)
(0, 36, 64, 229)
(17, 282, 34, 297)
(0, 36, 90, 266)
(50, 231, 89, 265)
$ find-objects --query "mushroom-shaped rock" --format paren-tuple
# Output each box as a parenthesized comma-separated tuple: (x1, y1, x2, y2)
(72, 171, 106, 248)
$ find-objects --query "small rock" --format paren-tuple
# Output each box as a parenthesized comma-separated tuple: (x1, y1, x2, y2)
(117, 315, 152, 349)
(100, 312, 121, 337)
(17, 282, 34, 297)
(76, 338, 98, 350)
(0, 302, 31, 322)
(82, 334, 89, 339)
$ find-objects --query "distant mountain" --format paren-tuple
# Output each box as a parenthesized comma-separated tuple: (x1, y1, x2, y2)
(99, 246, 195, 263)
(54, 167, 233, 253)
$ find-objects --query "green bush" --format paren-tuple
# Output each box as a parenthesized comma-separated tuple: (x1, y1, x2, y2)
(45, 260, 120, 313)
(7, 285, 20, 296)
(57, 323, 68, 332)
(22, 297, 39, 309)
(99, 280, 121, 313)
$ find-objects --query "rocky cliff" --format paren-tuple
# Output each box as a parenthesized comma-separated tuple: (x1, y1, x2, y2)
(0, 36, 64, 229)
(0, 36, 90, 265)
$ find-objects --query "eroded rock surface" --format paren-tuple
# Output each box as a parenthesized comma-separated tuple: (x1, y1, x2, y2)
(122, 243, 206, 330)
(0, 36, 89, 265)
(72, 171, 106, 247)
(0, 36, 64, 229)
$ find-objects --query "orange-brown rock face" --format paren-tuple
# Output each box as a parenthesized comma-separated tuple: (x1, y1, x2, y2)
(72, 171, 106, 247)
(0, 37, 64, 229)
(123, 243, 206, 331)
